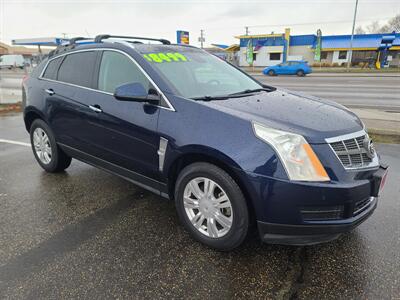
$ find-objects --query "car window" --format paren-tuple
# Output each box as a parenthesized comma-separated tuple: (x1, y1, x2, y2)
(98, 51, 150, 94)
(57, 51, 97, 88)
(42, 57, 63, 80)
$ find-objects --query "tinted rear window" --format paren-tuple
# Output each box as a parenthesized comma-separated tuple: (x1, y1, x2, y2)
(42, 57, 62, 80)
(30, 59, 48, 78)
(57, 51, 96, 88)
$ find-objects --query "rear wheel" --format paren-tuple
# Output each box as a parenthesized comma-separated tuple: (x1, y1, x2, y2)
(30, 119, 72, 173)
(296, 69, 305, 76)
(268, 70, 275, 76)
(174, 162, 249, 251)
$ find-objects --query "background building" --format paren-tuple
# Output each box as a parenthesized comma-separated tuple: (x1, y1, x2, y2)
(236, 29, 400, 67)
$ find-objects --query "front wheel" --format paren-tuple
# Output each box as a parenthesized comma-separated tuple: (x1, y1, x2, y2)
(174, 162, 249, 251)
(268, 70, 276, 76)
(30, 119, 72, 173)
(296, 69, 305, 76)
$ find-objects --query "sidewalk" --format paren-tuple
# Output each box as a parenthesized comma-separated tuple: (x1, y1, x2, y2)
(351, 108, 400, 141)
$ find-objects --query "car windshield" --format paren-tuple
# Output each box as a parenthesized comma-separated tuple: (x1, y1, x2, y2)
(135, 45, 264, 99)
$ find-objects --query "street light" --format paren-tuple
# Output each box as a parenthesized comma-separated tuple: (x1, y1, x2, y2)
(347, 0, 359, 70)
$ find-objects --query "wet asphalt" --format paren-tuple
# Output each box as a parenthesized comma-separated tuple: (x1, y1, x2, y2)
(0, 113, 399, 299)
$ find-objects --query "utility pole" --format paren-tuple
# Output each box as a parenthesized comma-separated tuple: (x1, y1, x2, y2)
(199, 29, 205, 49)
(245, 26, 249, 35)
(347, 0, 359, 70)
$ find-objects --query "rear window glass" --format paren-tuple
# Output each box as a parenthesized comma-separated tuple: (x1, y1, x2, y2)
(30, 59, 47, 78)
(42, 57, 62, 80)
(57, 51, 96, 88)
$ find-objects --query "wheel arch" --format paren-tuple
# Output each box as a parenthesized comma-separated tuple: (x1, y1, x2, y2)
(166, 146, 256, 220)
(24, 107, 47, 132)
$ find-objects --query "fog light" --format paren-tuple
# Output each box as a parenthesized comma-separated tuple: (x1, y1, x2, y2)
(301, 206, 344, 221)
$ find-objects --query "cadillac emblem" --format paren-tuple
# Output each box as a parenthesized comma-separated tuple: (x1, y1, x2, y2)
(363, 137, 375, 159)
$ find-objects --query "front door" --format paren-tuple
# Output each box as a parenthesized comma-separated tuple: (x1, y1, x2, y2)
(76, 50, 162, 183)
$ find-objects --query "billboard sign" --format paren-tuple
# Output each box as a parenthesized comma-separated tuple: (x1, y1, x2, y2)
(177, 31, 190, 44)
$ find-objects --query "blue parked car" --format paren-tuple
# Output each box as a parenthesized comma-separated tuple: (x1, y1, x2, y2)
(22, 35, 388, 250)
(263, 61, 312, 76)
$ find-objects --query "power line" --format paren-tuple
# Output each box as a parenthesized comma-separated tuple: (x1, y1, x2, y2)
(246, 17, 393, 29)
(199, 29, 205, 48)
(203, 15, 395, 31)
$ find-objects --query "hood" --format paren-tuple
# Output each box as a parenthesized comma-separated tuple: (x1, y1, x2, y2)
(203, 89, 363, 144)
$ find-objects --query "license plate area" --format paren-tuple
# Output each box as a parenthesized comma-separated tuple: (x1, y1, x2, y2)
(371, 165, 389, 197)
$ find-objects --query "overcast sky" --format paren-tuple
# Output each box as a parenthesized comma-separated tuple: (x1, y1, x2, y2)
(1, 0, 399, 47)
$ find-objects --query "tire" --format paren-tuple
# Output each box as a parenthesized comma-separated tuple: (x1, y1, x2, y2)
(268, 70, 275, 76)
(296, 69, 305, 76)
(30, 119, 72, 173)
(174, 162, 249, 251)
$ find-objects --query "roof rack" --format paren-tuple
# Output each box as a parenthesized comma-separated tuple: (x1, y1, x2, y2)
(94, 34, 171, 45)
(68, 37, 93, 45)
(48, 36, 95, 57)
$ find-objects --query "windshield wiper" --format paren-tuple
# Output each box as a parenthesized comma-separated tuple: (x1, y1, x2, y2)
(229, 87, 272, 96)
(191, 95, 230, 101)
(191, 87, 275, 101)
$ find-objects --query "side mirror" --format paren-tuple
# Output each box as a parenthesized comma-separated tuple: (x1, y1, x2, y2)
(114, 82, 160, 105)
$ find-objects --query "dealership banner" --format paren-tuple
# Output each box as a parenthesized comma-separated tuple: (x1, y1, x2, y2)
(246, 40, 253, 65)
(314, 29, 322, 61)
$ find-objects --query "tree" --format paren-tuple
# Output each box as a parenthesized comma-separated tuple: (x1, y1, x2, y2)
(386, 14, 400, 32)
(366, 21, 384, 33)
(355, 26, 366, 34)
(358, 14, 400, 34)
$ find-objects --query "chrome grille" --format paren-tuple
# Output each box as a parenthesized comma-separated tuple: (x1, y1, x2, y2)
(326, 130, 379, 170)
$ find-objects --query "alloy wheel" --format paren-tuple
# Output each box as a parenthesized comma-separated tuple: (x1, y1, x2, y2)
(32, 128, 52, 164)
(183, 177, 233, 238)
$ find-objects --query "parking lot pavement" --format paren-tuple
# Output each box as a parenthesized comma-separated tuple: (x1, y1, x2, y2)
(0, 69, 25, 104)
(0, 113, 399, 299)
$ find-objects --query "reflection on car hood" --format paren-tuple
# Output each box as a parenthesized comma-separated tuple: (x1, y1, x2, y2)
(203, 89, 364, 144)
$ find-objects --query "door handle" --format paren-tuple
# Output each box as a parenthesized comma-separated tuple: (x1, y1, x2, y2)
(45, 88, 55, 96)
(89, 104, 102, 113)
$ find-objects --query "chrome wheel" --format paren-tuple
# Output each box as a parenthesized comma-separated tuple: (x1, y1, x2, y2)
(32, 128, 52, 164)
(183, 177, 233, 238)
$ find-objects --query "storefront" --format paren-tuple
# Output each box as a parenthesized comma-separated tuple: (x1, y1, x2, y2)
(235, 30, 400, 67)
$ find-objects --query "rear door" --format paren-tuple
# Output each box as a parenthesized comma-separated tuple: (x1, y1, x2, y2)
(44, 50, 98, 151)
(275, 63, 286, 74)
(289, 62, 300, 74)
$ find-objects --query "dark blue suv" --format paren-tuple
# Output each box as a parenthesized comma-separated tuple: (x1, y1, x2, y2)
(23, 35, 388, 250)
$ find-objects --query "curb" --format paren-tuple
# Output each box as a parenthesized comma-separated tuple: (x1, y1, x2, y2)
(367, 128, 400, 144)
(0, 104, 22, 115)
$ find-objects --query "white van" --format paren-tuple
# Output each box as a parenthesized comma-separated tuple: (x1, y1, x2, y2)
(0, 54, 25, 69)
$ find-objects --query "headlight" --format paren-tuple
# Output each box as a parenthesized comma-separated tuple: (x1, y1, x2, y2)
(252, 122, 330, 182)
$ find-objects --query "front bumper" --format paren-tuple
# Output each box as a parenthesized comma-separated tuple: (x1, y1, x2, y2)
(243, 164, 388, 246)
(258, 196, 377, 245)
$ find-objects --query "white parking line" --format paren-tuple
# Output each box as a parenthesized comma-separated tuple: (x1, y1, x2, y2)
(0, 139, 31, 147)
